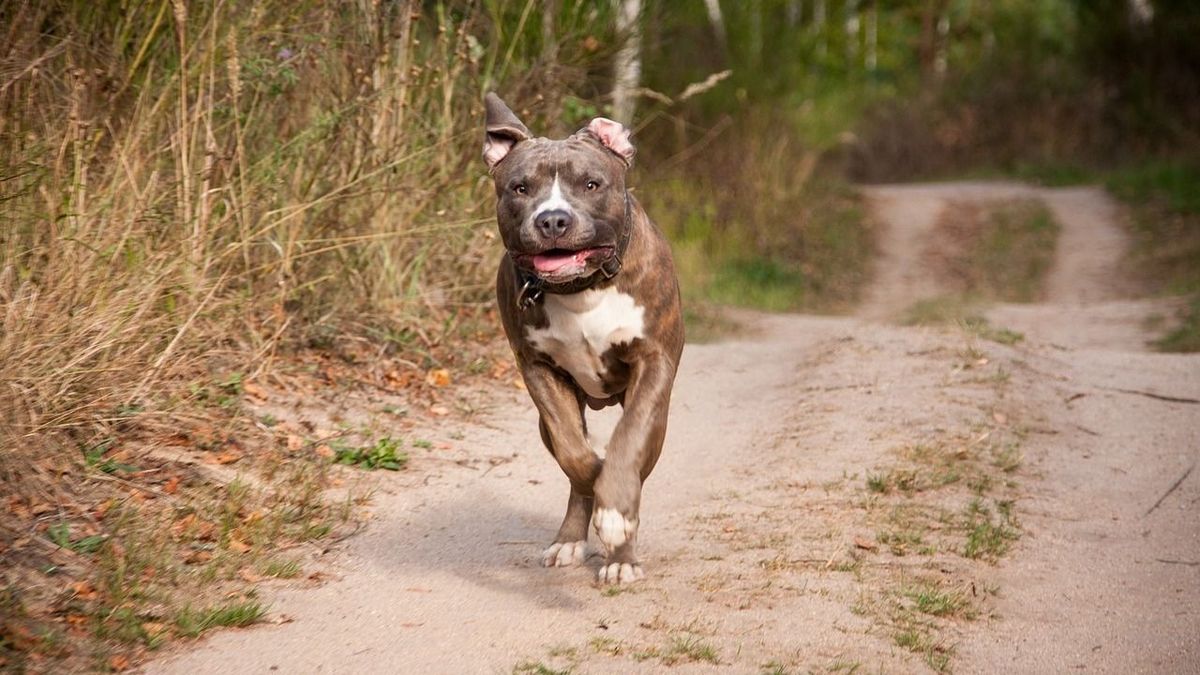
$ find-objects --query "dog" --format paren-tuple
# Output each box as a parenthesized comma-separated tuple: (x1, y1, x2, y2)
(482, 93, 684, 584)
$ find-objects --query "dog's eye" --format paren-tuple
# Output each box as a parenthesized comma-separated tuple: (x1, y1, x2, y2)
(513, 184, 528, 195)
(585, 180, 600, 191)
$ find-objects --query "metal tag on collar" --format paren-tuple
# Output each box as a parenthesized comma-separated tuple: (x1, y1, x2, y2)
(517, 277, 543, 310)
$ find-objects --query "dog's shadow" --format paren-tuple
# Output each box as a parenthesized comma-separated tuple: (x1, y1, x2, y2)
(358, 479, 605, 611)
(355, 405, 625, 609)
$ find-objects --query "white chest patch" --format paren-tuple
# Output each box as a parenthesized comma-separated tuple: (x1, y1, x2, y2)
(526, 288, 646, 399)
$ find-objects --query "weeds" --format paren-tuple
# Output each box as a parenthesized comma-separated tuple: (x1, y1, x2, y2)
(1107, 161, 1200, 352)
(962, 500, 1020, 561)
(260, 558, 303, 579)
(174, 600, 266, 638)
(333, 437, 408, 471)
(906, 582, 974, 619)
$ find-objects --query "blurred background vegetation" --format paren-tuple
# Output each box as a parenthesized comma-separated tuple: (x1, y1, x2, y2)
(2, 0, 1198, 473)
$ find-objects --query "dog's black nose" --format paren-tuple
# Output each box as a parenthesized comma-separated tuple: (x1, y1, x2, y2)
(534, 209, 573, 239)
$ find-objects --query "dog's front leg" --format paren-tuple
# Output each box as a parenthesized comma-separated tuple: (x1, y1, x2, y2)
(522, 361, 603, 567)
(592, 352, 677, 583)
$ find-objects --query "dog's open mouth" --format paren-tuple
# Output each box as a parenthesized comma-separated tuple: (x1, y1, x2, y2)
(522, 247, 612, 278)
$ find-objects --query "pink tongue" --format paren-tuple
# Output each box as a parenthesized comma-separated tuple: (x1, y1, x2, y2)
(532, 250, 586, 273)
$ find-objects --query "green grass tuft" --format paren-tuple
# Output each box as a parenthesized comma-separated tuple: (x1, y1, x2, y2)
(174, 600, 266, 638)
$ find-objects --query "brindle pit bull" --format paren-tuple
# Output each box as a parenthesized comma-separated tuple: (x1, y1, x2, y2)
(483, 93, 683, 584)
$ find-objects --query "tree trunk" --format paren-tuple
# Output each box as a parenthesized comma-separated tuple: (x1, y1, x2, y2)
(844, 0, 860, 67)
(786, 0, 802, 28)
(935, 11, 949, 78)
(612, 0, 642, 125)
(813, 0, 827, 60)
(865, 0, 877, 73)
(703, 0, 728, 56)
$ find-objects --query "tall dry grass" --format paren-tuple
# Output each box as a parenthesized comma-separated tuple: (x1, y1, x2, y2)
(0, 0, 604, 483)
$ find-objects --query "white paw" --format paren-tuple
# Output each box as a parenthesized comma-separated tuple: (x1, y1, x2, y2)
(541, 540, 586, 567)
(597, 562, 645, 585)
(592, 508, 637, 554)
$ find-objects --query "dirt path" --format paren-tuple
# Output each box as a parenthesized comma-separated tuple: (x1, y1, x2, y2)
(149, 183, 1199, 674)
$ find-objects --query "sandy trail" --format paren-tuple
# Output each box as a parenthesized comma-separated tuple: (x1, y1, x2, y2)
(149, 183, 1199, 674)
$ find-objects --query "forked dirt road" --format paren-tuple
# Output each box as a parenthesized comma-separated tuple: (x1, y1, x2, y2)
(150, 183, 1199, 674)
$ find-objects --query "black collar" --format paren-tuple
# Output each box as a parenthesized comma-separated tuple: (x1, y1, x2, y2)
(513, 194, 634, 311)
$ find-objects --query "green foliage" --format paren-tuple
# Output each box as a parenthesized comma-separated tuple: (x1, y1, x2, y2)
(1153, 296, 1200, 353)
(174, 601, 266, 638)
(333, 437, 408, 471)
(1107, 161, 1200, 217)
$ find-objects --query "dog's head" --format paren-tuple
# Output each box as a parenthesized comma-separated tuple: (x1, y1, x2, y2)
(483, 93, 636, 285)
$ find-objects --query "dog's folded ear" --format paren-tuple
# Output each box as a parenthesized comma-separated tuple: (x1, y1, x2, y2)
(586, 117, 636, 166)
(483, 93, 531, 170)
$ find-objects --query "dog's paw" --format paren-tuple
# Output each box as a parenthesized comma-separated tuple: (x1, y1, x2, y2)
(592, 508, 637, 554)
(597, 562, 644, 585)
(541, 540, 586, 568)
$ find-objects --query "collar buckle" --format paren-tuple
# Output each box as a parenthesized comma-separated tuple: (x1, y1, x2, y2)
(517, 277, 543, 311)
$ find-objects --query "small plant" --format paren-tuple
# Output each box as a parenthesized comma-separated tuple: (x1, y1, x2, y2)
(588, 636, 623, 656)
(991, 444, 1023, 473)
(260, 558, 302, 579)
(906, 583, 972, 618)
(662, 634, 720, 665)
(45, 523, 106, 555)
(866, 472, 890, 493)
(512, 662, 571, 675)
(174, 600, 266, 638)
(333, 437, 408, 471)
(962, 500, 1020, 560)
(760, 660, 793, 675)
(893, 628, 952, 672)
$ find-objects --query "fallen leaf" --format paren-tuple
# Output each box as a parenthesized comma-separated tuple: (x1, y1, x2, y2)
(70, 580, 99, 600)
(975, 357, 990, 366)
(213, 449, 243, 465)
(7, 496, 30, 519)
(65, 614, 89, 629)
(162, 476, 181, 495)
(243, 381, 268, 401)
(227, 538, 251, 554)
(490, 359, 513, 379)
(286, 434, 305, 452)
(315, 444, 334, 459)
(992, 411, 1008, 425)
(3, 621, 36, 651)
(142, 622, 168, 639)
(853, 536, 879, 552)
(429, 404, 450, 416)
(184, 549, 212, 565)
(108, 654, 130, 671)
(425, 368, 452, 388)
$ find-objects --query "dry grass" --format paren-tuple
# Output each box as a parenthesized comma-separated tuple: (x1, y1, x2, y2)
(0, 0, 619, 522)
(0, 1, 526, 468)
(0, 1, 611, 668)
